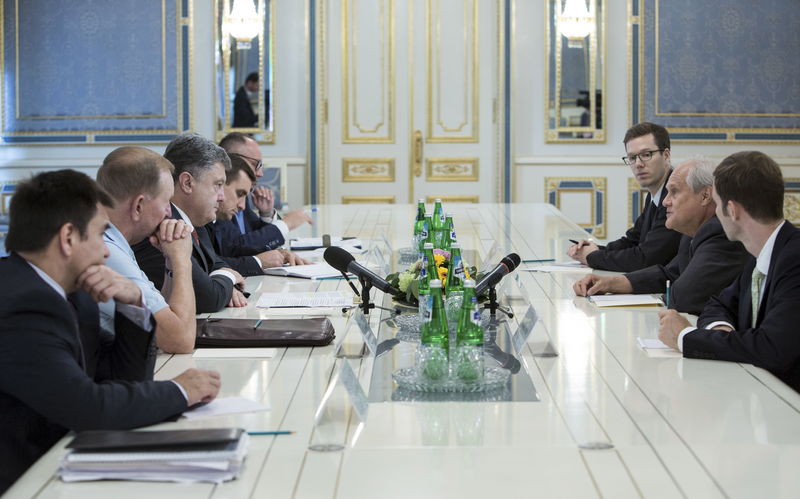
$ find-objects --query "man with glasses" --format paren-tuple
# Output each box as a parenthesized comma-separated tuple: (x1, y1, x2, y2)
(217, 133, 311, 256)
(567, 122, 683, 271)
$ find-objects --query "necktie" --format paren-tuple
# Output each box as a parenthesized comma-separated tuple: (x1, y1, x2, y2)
(191, 230, 200, 245)
(750, 266, 766, 327)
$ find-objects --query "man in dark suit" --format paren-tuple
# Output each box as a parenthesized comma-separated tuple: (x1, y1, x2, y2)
(659, 152, 800, 392)
(574, 159, 748, 314)
(568, 122, 682, 271)
(206, 155, 309, 276)
(133, 133, 247, 312)
(0, 170, 221, 493)
(232, 72, 258, 127)
(218, 132, 311, 254)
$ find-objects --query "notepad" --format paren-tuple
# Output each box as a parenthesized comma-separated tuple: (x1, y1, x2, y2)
(262, 262, 344, 279)
(588, 294, 663, 307)
(257, 291, 353, 308)
(524, 261, 589, 273)
(636, 337, 670, 349)
(636, 337, 681, 358)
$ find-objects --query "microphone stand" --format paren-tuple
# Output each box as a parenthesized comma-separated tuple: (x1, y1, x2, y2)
(343, 274, 400, 316)
(483, 285, 514, 319)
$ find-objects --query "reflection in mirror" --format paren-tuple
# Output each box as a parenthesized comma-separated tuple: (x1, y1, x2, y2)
(215, 0, 274, 143)
(545, 0, 605, 143)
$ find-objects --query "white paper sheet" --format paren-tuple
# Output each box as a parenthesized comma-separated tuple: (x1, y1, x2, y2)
(262, 262, 344, 279)
(256, 291, 353, 308)
(193, 348, 276, 358)
(183, 397, 269, 419)
(589, 294, 663, 307)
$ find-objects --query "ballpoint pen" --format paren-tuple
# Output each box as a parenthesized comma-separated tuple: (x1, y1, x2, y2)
(247, 430, 295, 436)
(665, 280, 671, 308)
(522, 258, 556, 263)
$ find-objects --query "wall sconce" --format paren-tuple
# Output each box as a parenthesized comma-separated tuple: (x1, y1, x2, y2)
(224, 0, 260, 49)
(558, 0, 595, 49)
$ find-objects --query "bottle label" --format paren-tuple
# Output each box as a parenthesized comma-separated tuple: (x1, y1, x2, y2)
(421, 228, 428, 238)
(439, 213, 446, 223)
(471, 307, 481, 326)
(421, 295, 433, 322)
(419, 267, 426, 279)
(450, 230, 457, 240)
(452, 256, 465, 278)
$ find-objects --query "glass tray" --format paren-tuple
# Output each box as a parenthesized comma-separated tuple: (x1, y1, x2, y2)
(397, 247, 420, 266)
(392, 366, 510, 393)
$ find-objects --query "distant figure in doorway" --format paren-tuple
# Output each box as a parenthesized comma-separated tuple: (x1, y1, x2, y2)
(233, 72, 259, 128)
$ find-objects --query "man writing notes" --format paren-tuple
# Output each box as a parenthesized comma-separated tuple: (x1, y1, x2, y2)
(573, 158, 748, 315)
(206, 155, 310, 276)
(660, 151, 800, 392)
(133, 133, 247, 312)
(568, 122, 682, 271)
(217, 132, 311, 255)
(96, 147, 197, 353)
(0, 171, 220, 493)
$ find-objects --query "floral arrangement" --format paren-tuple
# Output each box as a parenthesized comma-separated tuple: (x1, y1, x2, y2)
(387, 249, 481, 305)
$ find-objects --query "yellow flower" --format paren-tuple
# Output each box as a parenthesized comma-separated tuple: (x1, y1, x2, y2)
(437, 267, 448, 282)
(433, 254, 446, 267)
(463, 266, 471, 280)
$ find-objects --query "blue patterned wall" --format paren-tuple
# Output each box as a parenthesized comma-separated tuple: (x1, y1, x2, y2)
(2, 0, 190, 143)
(630, 0, 800, 142)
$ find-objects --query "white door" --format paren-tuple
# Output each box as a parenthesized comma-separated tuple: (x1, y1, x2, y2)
(318, 0, 503, 205)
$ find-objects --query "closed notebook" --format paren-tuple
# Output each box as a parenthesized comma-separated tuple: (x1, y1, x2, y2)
(67, 428, 244, 452)
(195, 317, 336, 348)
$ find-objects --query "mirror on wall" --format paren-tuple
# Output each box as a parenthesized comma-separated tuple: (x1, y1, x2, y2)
(545, 0, 605, 143)
(214, 0, 274, 143)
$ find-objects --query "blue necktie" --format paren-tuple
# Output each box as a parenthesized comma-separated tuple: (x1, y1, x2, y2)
(235, 210, 246, 235)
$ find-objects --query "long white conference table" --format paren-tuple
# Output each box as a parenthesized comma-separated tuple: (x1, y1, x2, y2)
(7, 203, 800, 499)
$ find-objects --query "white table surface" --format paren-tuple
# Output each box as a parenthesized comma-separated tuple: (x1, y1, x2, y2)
(7, 203, 800, 499)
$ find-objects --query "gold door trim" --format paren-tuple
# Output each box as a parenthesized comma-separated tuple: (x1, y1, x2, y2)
(424, 195, 479, 203)
(342, 0, 395, 143)
(426, 157, 478, 181)
(342, 157, 396, 182)
(342, 195, 396, 204)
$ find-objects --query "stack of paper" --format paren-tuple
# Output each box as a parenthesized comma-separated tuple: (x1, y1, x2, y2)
(289, 237, 363, 252)
(257, 291, 353, 308)
(262, 262, 344, 279)
(58, 428, 249, 484)
(588, 294, 663, 307)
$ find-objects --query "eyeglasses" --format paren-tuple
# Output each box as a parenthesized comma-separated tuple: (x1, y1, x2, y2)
(230, 152, 263, 171)
(622, 149, 665, 165)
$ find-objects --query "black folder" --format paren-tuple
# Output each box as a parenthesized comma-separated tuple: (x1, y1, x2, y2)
(66, 428, 244, 452)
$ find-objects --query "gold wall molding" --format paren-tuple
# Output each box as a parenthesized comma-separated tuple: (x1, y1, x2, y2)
(426, 0, 478, 143)
(627, 177, 649, 227)
(342, 0, 395, 143)
(424, 195, 479, 204)
(784, 178, 800, 226)
(342, 158, 395, 182)
(425, 157, 478, 181)
(342, 195, 396, 204)
(545, 176, 607, 239)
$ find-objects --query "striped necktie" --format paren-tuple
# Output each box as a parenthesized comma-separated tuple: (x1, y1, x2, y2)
(750, 266, 766, 328)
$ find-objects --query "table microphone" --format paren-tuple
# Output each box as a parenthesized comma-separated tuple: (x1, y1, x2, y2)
(323, 246, 402, 296)
(474, 253, 521, 296)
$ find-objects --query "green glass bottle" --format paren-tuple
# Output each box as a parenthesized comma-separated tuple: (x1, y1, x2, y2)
(431, 198, 446, 248)
(445, 243, 465, 294)
(423, 212, 433, 245)
(455, 280, 484, 382)
(441, 213, 455, 251)
(419, 279, 449, 380)
(413, 199, 427, 251)
(418, 243, 435, 322)
(447, 212, 458, 246)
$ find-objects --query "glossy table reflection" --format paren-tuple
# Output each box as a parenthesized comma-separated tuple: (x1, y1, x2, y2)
(8, 204, 800, 499)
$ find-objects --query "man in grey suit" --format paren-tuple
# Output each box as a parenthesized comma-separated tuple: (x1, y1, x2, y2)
(573, 158, 749, 315)
(0, 170, 221, 493)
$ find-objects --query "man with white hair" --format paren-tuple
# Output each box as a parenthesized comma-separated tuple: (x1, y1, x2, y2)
(573, 158, 749, 314)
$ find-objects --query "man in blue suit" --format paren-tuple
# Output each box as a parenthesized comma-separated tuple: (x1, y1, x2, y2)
(206, 155, 309, 276)
(0, 170, 221, 493)
(218, 132, 311, 255)
(659, 151, 800, 392)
